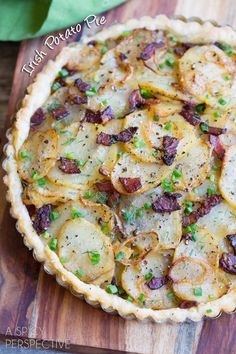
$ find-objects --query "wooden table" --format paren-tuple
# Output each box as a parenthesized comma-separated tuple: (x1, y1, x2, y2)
(1, 0, 236, 353)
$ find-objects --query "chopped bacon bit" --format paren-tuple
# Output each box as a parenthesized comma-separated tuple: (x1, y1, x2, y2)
(129, 89, 147, 111)
(182, 194, 223, 227)
(87, 40, 97, 46)
(67, 92, 88, 105)
(140, 42, 165, 61)
(95, 181, 120, 207)
(30, 108, 45, 128)
(83, 106, 114, 124)
(174, 43, 195, 57)
(179, 301, 198, 309)
(227, 234, 236, 255)
(59, 157, 81, 174)
(152, 193, 181, 213)
(209, 135, 225, 160)
(74, 78, 91, 92)
(180, 102, 201, 126)
(160, 136, 179, 166)
(219, 253, 236, 274)
(119, 52, 127, 62)
(96, 127, 138, 146)
(99, 167, 110, 177)
(146, 276, 168, 290)
(200, 123, 227, 136)
(119, 177, 142, 193)
(52, 106, 70, 120)
(33, 204, 52, 234)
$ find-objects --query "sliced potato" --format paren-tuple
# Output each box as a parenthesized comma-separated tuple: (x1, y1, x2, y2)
(122, 249, 176, 309)
(200, 107, 228, 129)
(173, 138, 211, 190)
(22, 179, 80, 208)
(111, 152, 172, 195)
(67, 45, 102, 72)
(179, 45, 236, 109)
(58, 218, 114, 285)
(118, 190, 182, 248)
(169, 257, 209, 285)
(123, 110, 157, 162)
(18, 130, 58, 182)
(151, 98, 182, 117)
(219, 145, 236, 208)
(47, 144, 117, 189)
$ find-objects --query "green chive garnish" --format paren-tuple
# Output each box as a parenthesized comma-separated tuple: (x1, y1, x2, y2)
(38, 178, 46, 186)
(115, 251, 125, 262)
(88, 251, 100, 265)
(145, 272, 153, 282)
(193, 288, 202, 296)
(71, 207, 85, 219)
(75, 269, 84, 278)
(49, 238, 58, 251)
(106, 284, 118, 294)
(50, 211, 59, 221)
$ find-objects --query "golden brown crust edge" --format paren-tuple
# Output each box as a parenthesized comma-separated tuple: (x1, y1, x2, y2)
(3, 14, 236, 323)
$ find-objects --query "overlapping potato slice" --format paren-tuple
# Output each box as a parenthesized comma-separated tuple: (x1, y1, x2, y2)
(118, 189, 182, 248)
(173, 138, 211, 190)
(179, 45, 236, 109)
(122, 249, 176, 309)
(151, 98, 182, 116)
(46, 198, 115, 241)
(114, 232, 159, 265)
(219, 145, 236, 208)
(18, 130, 58, 182)
(111, 152, 172, 195)
(200, 107, 228, 129)
(170, 228, 227, 302)
(58, 218, 114, 285)
(123, 110, 157, 162)
(47, 144, 118, 189)
(67, 45, 102, 72)
(22, 178, 80, 208)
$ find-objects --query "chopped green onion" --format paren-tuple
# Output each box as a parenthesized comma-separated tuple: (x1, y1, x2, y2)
(207, 188, 213, 196)
(133, 136, 146, 149)
(144, 202, 152, 210)
(75, 269, 84, 278)
(118, 286, 125, 295)
(101, 223, 109, 234)
(209, 174, 215, 182)
(145, 272, 153, 282)
(212, 165, 219, 171)
(200, 123, 209, 132)
(218, 98, 227, 106)
(153, 115, 160, 122)
(192, 232, 198, 241)
(60, 256, 67, 263)
(115, 251, 125, 262)
(161, 179, 173, 193)
(126, 295, 134, 302)
(49, 238, 58, 251)
(31, 171, 39, 180)
(224, 74, 231, 81)
(101, 47, 107, 54)
(65, 153, 75, 159)
(139, 293, 145, 304)
(186, 223, 197, 233)
(193, 287, 202, 296)
(136, 208, 143, 218)
(50, 211, 59, 221)
(184, 201, 193, 215)
(195, 103, 206, 113)
(208, 294, 214, 299)
(159, 63, 165, 70)
(152, 150, 158, 158)
(122, 210, 134, 224)
(20, 151, 28, 159)
(88, 251, 100, 265)
(172, 169, 182, 180)
(169, 36, 177, 43)
(41, 231, 50, 240)
(140, 88, 154, 99)
(121, 31, 130, 37)
(213, 111, 221, 118)
(38, 178, 46, 186)
(206, 309, 212, 313)
(106, 284, 118, 294)
(71, 207, 85, 219)
(77, 160, 85, 167)
(84, 190, 92, 199)
(167, 292, 175, 300)
(101, 99, 108, 106)
(51, 81, 61, 93)
(117, 151, 124, 158)
(164, 122, 172, 131)
(58, 68, 69, 78)
(93, 73, 100, 83)
(219, 43, 234, 56)
(165, 57, 175, 68)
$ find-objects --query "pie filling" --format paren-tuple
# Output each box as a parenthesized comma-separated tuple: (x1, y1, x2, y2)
(16, 28, 236, 310)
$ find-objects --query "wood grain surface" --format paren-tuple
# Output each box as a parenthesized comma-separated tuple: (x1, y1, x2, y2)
(1, 0, 236, 353)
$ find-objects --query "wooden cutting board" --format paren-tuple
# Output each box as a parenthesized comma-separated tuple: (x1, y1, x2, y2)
(1, 0, 236, 353)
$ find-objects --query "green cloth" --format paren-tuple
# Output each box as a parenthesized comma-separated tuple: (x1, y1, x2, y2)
(0, 0, 126, 41)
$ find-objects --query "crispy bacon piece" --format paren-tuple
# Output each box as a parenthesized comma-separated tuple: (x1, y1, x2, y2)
(174, 43, 195, 57)
(30, 108, 45, 128)
(119, 177, 142, 193)
(209, 135, 225, 160)
(119, 52, 128, 62)
(59, 157, 81, 174)
(227, 234, 236, 255)
(180, 102, 201, 126)
(179, 301, 198, 309)
(146, 276, 168, 290)
(140, 42, 165, 61)
(95, 181, 120, 207)
(87, 40, 97, 46)
(83, 106, 114, 124)
(200, 123, 227, 136)
(33, 204, 52, 234)
(160, 136, 179, 166)
(74, 78, 91, 92)
(219, 253, 236, 274)
(52, 106, 70, 120)
(182, 194, 223, 227)
(152, 193, 181, 213)
(67, 92, 88, 105)
(96, 127, 138, 146)
(129, 89, 147, 111)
